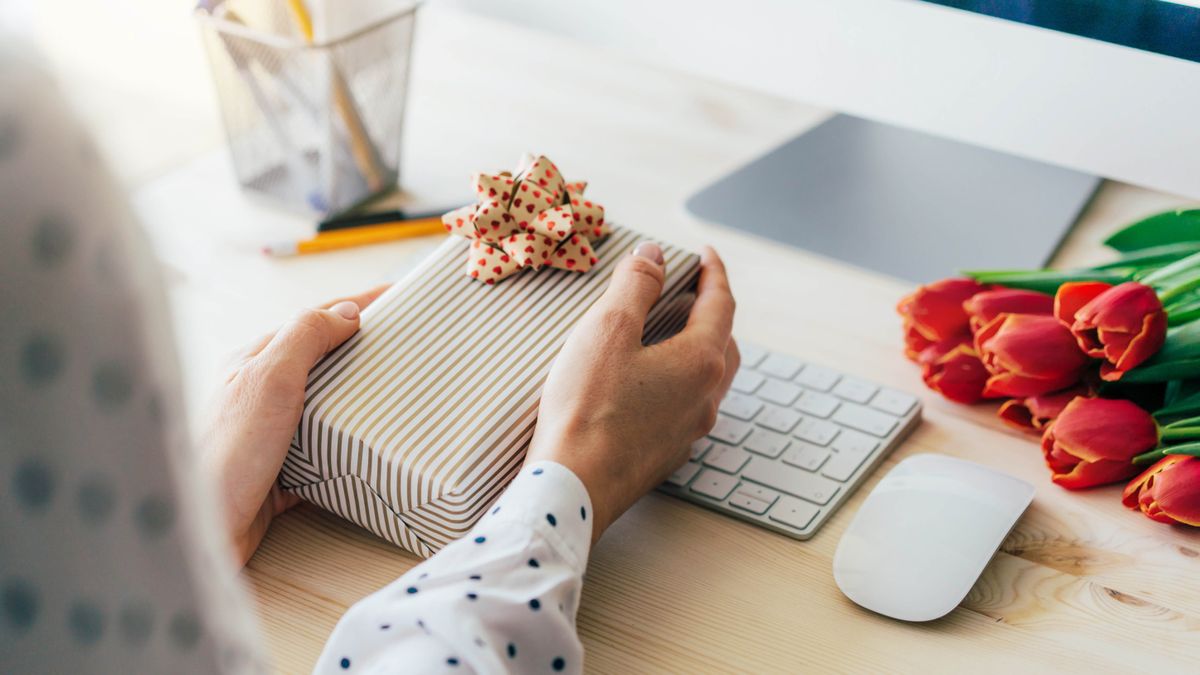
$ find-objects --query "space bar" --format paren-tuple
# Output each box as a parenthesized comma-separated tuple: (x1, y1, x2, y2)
(741, 458, 839, 506)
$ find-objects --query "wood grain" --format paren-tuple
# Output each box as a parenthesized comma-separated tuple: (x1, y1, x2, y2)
(112, 6, 1200, 674)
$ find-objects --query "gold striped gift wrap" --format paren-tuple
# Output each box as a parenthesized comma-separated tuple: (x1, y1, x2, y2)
(283, 227, 701, 557)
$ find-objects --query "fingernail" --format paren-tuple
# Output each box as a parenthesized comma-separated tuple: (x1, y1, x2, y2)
(632, 242, 664, 266)
(331, 301, 359, 320)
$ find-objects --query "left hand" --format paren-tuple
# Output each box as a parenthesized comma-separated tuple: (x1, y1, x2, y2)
(203, 286, 389, 566)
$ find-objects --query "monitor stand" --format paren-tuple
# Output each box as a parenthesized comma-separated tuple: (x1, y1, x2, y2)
(685, 114, 1100, 283)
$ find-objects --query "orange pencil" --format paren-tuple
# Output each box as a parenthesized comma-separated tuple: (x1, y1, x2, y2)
(263, 217, 447, 257)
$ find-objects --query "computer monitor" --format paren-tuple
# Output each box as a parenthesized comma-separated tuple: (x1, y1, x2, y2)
(448, 0, 1200, 281)
(451, 0, 1200, 198)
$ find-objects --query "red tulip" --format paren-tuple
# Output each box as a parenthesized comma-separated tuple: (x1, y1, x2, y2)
(1122, 455, 1200, 526)
(897, 278, 987, 361)
(963, 288, 1054, 332)
(998, 386, 1088, 432)
(918, 338, 991, 404)
(1054, 281, 1167, 381)
(1041, 397, 1157, 489)
(975, 314, 1090, 397)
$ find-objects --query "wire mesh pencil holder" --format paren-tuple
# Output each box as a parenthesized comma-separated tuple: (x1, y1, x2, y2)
(196, 2, 417, 215)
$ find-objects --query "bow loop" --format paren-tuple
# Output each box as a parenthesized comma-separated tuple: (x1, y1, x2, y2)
(442, 154, 607, 284)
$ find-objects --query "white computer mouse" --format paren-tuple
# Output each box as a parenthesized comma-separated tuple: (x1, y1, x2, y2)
(832, 454, 1034, 622)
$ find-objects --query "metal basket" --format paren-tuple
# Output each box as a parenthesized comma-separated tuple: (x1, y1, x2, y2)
(196, 1, 417, 215)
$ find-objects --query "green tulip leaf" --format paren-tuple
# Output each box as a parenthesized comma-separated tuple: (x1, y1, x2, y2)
(1096, 242, 1200, 272)
(1104, 209, 1200, 253)
(960, 269, 1129, 294)
(1157, 384, 1200, 419)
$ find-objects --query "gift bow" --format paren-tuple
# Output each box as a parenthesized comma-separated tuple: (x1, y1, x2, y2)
(442, 154, 609, 284)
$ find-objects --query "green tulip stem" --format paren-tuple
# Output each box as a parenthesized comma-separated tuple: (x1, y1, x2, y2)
(1167, 308, 1200, 327)
(1160, 425, 1200, 441)
(1141, 250, 1200, 285)
(961, 269, 1130, 295)
(1133, 448, 1165, 465)
(1164, 444, 1200, 458)
(1160, 276, 1200, 305)
(1153, 392, 1200, 422)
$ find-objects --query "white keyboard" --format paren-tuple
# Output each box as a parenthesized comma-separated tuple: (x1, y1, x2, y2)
(658, 342, 922, 539)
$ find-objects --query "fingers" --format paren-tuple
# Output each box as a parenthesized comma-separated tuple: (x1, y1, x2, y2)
(234, 284, 391, 366)
(682, 247, 735, 348)
(595, 241, 667, 322)
(258, 301, 363, 373)
(320, 283, 391, 312)
(719, 338, 741, 397)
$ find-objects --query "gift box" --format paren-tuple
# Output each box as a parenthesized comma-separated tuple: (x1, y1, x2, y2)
(282, 227, 700, 556)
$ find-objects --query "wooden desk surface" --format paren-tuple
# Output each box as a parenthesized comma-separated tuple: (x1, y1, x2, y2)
(112, 7, 1200, 674)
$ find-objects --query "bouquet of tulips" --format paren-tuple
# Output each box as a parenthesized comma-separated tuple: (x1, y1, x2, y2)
(898, 208, 1200, 527)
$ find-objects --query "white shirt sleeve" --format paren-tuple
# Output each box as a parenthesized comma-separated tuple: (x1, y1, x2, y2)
(314, 461, 594, 675)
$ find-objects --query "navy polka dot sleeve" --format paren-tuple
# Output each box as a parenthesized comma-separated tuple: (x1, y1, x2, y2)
(315, 461, 594, 675)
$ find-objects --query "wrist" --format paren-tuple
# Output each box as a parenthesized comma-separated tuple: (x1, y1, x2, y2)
(528, 425, 624, 545)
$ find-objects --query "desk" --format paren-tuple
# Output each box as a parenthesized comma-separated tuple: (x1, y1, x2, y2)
(112, 7, 1200, 674)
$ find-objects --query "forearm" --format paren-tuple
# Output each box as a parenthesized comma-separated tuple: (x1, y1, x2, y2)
(315, 461, 594, 674)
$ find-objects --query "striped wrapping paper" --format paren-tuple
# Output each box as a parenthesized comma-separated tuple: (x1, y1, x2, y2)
(282, 226, 700, 557)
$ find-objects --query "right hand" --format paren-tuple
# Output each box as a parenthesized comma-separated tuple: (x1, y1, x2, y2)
(526, 243, 739, 543)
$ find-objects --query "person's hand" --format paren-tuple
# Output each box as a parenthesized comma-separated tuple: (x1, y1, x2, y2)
(526, 243, 738, 543)
(203, 285, 389, 566)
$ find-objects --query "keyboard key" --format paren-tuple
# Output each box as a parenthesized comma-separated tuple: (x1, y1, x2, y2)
(795, 391, 839, 418)
(728, 493, 772, 515)
(743, 429, 790, 459)
(719, 391, 764, 420)
(871, 388, 917, 417)
(742, 458, 840, 505)
(833, 377, 878, 404)
(734, 484, 780, 505)
(708, 415, 753, 445)
(691, 469, 740, 500)
(796, 365, 840, 391)
(758, 379, 802, 406)
(690, 439, 713, 461)
(832, 403, 898, 438)
(667, 461, 703, 486)
(757, 405, 803, 434)
(768, 496, 820, 530)
(822, 451, 868, 482)
(759, 353, 803, 380)
(703, 444, 751, 474)
(730, 368, 766, 394)
(831, 428, 880, 457)
(782, 442, 830, 472)
(739, 343, 767, 368)
(794, 417, 840, 446)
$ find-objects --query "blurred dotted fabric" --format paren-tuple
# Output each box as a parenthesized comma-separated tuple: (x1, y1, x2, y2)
(0, 42, 266, 673)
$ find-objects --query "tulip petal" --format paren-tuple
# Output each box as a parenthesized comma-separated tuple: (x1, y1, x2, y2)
(1071, 282, 1167, 375)
(1049, 398, 1158, 464)
(1054, 281, 1112, 326)
(979, 315, 1090, 382)
(1122, 455, 1200, 526)
(998, 389, 1087, 432)
(920, 340, 990, 404)
(896, 278, 985, 346)
(1050, 457, 1140, 490)
(983, 371, 1082, 399)
(964, 289, 1053, 332)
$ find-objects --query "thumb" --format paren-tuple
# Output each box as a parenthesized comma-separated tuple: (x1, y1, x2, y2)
(259, 301, 362, 373)
(596, 241, 667, 322)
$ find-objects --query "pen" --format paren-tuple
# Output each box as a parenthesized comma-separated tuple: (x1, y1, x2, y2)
(319, 207, 464, 232)
(263, 217, 446, 257)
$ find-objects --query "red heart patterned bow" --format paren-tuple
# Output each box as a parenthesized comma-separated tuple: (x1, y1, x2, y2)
(441, 154, 609, 284)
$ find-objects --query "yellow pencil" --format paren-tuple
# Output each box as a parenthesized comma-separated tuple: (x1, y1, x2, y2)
(263, 218, 447, 257)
